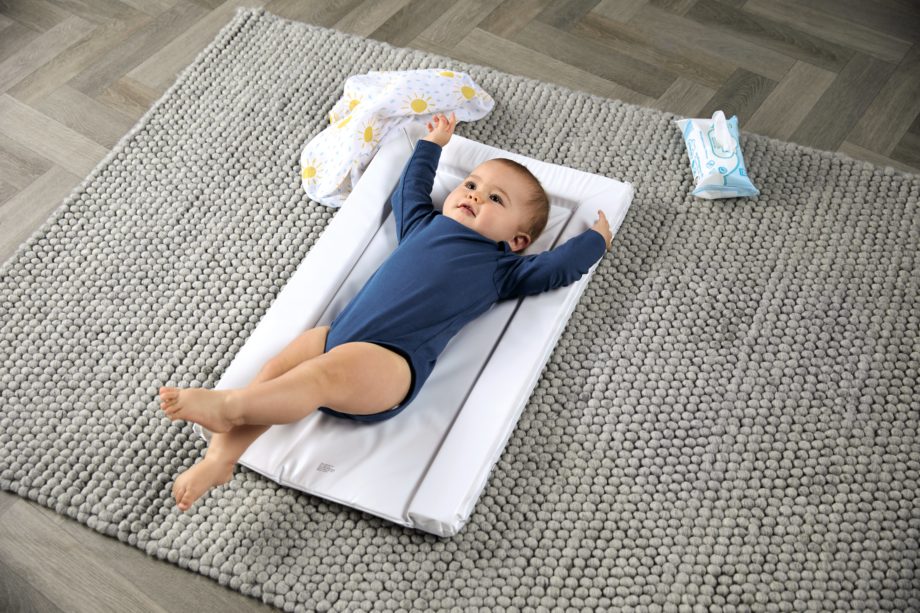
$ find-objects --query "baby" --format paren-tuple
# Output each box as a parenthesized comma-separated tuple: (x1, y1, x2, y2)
(159, 112, 613, 511)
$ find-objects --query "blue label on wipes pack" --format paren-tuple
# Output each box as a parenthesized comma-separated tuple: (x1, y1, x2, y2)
(675, 112, 759, 200)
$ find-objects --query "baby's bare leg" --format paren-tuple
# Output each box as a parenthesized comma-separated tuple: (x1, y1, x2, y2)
(227, 341, 411, 425)
(169, 364, 276, 512)
(169, 326, 331, 511)
(207, 325, 331, 461)
(166, 341, 410, 511)
(201, 367, 276, 465)
(161, 325, 333, 431)
(161, 339, 410, 427)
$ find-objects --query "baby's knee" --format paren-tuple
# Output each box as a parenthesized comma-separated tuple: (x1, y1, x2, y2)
(256, 359, 286, 381)
(312, 350, 349, 391)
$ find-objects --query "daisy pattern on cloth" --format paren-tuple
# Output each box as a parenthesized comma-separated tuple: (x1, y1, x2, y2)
(300, 69, 495, 207)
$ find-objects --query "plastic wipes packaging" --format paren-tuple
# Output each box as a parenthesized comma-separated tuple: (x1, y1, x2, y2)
(675, 111, 759, 200)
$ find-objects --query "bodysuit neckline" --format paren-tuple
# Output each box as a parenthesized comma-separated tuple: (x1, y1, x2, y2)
(435, 212, 512, 253)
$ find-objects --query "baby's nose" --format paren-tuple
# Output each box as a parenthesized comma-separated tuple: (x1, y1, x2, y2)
(469, 192, 480, 202)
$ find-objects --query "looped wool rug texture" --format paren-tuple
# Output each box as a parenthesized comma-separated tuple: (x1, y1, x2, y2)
(1, 8, 918, 612)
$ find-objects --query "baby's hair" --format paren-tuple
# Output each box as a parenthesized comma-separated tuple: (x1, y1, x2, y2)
(490, 158, 549, 244)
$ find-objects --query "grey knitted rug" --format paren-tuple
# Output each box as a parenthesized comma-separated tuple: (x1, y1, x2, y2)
(1, 7, 918, 612)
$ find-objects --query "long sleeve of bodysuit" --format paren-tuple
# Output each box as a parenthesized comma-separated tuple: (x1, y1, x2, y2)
(494, 229, 607, 300)
(390, 139, 441, 242)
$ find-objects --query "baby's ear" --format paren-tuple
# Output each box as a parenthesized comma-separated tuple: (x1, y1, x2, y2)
(511, 233, 531, 252)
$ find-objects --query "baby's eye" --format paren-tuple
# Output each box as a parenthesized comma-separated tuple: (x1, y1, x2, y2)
(489, 194, 503, 204)
(465, 181, 476, 189)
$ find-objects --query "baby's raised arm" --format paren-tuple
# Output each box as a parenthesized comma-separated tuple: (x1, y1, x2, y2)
(422, 112, 457, 147)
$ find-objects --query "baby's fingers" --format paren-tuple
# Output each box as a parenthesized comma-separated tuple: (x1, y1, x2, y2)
(593, 210, 613, 249)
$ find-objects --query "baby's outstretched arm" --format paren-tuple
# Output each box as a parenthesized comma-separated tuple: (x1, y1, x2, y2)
(422, 112, 457, 147)
(497, 220, 610, 300)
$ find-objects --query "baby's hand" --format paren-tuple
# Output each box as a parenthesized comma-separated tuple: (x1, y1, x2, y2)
(591, 210, 613, 251)
(422, 112, 457, 147)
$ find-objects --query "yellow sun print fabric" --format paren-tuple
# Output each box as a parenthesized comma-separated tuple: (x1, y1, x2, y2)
(301, 68, 494, 207)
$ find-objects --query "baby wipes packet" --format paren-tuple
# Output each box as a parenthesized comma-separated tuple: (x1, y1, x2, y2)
(675, 111, 759, 200)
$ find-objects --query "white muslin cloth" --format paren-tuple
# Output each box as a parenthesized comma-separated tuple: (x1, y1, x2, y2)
(300, 69, 494, 207)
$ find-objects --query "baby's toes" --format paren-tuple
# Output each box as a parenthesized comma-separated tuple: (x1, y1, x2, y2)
(178, 490, 195, 512)
(174, 486, 189, 510)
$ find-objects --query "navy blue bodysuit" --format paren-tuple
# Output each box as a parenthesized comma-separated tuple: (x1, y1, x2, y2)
(319, 139, 607, 422)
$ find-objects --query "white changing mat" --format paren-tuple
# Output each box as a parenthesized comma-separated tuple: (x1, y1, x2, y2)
(195, 125, 633, 536)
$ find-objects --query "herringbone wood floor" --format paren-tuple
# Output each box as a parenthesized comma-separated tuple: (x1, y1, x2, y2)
(1, 1, 919, 611)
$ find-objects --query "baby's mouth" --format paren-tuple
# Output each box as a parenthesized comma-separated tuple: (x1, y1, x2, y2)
(459, 204, 475, 216)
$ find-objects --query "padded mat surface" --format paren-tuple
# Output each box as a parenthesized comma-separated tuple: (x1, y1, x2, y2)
(1, 8, 918, 612)
(198, 128, 632, 536)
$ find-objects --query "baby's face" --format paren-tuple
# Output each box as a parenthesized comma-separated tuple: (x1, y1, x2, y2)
(442, 160, 534, 252)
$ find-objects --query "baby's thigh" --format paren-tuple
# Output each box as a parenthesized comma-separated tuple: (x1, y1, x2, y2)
(264, 325, 330, 374)
(319, 342, 412, 416)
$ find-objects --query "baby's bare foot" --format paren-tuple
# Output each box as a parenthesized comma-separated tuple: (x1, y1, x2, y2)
(172, 455, 234, 512)
(159, 387, 237, 433)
